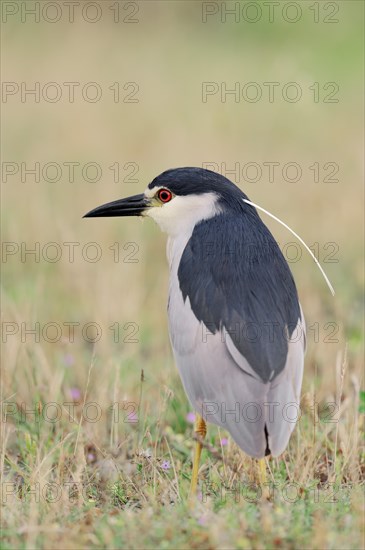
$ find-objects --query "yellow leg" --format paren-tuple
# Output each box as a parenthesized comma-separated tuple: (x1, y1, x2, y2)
(258, 458, 267, 485)
(257, 458, 270, 500)
(189, 414, 207, 497)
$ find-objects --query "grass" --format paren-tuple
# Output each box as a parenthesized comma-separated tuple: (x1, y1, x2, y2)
(1, 345, 364, 549)
(1, 2, 364, 548)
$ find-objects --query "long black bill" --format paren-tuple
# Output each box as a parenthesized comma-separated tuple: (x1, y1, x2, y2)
(83, 193, 149, 218)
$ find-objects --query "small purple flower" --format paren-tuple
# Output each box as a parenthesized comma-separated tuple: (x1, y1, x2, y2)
(63, 353, 75, 367)
(186, 412, 196, 423)
(69, 387, 81, 400)
(161, 460, 170, 470)
(220, 437, 228, 446)
(87, 452, 96, 462)
(127, 411, 138, 423)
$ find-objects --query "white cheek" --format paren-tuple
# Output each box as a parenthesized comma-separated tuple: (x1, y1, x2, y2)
(145, 192, 221, 236)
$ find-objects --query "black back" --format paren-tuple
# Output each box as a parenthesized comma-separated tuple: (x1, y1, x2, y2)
(177, 190, 301, 383)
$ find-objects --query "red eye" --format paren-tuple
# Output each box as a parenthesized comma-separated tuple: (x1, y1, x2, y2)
(157, 188, 172, 203)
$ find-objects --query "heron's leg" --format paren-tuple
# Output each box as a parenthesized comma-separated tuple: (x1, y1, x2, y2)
(190, 414, 207, 497)
(257, 458, 271, 500)
(258, 458, 267, 485)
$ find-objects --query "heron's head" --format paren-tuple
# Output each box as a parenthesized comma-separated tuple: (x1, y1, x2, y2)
(84, 167, 252, 236)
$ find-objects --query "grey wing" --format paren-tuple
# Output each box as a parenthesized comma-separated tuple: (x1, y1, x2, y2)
(168, 279, 306, 458)
(265, 306, 306, 455)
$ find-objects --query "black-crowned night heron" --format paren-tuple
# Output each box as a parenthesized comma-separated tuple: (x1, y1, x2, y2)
(84, 167, 333, 495)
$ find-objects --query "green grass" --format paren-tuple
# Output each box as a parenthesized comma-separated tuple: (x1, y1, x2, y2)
(2, 344, 364, 548)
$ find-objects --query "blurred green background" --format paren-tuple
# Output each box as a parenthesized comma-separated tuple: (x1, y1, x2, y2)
(2, 1, 363, 382)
